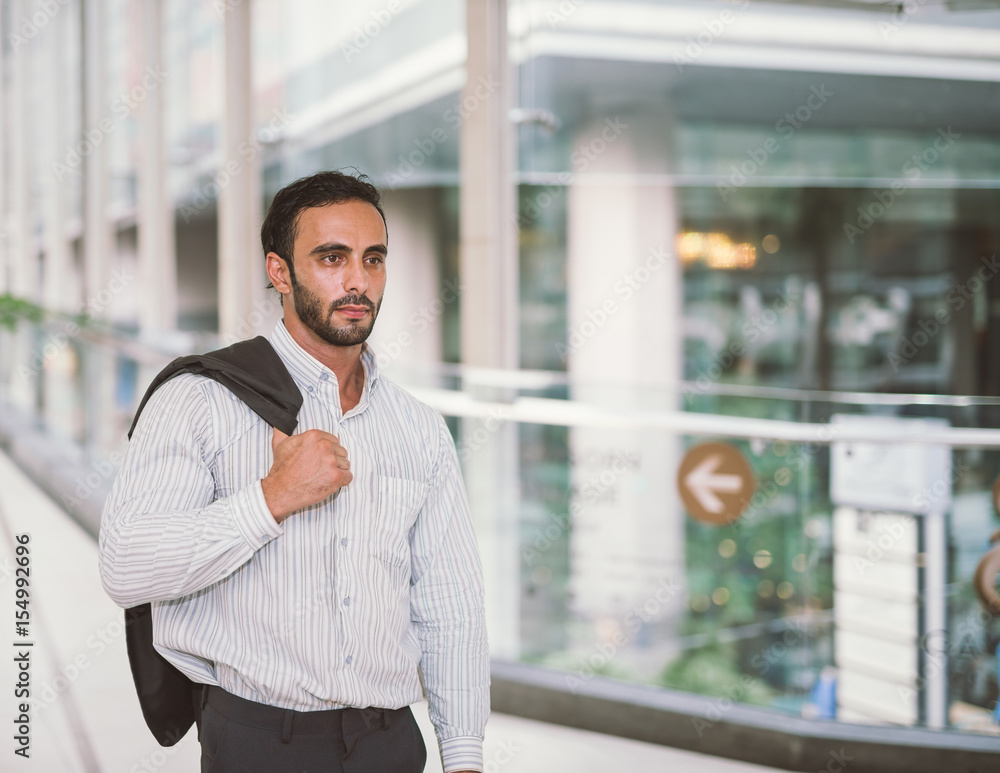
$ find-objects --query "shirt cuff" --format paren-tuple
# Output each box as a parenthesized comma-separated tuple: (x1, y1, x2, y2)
(229, 480, 283, 550)
(440, 735, 484, 773)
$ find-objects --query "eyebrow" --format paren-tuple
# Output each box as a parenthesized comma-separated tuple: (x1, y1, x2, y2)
(309, 241, 387, 257)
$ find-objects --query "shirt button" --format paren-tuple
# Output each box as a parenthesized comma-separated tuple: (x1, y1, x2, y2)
(344, 597, 351, 606)
(307, 385, 315, 393)
(340, 538, 348, 547)
(345, 655, 353, 665)
(320, 372, 329, 381)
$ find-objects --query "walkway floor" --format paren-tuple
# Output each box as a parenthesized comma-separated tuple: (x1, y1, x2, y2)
(0, 448, 784, 772)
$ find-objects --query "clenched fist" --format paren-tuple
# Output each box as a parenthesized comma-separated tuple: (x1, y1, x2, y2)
(261, 428, 353, 523)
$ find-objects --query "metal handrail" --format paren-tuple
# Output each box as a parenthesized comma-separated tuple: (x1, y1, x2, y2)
(13, 316, 1000, 448)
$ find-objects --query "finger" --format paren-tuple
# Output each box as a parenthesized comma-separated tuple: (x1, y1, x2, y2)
(272, 427, 289, 453)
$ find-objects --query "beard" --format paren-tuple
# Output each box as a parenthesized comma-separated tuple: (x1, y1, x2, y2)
(290, 276, 381, 347)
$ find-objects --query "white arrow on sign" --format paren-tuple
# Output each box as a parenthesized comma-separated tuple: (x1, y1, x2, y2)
(684, 453, 744, 514)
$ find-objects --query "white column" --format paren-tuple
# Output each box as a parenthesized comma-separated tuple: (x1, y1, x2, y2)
(136, 0, 176, 336)
(84, 0, 112, 317)
(82, 0, 119, 457)
(460, 0, 520, 659)
(42, 0, 71, 313)
(9, 0, 35, 301)
(566, 113, 686, 652)
(218, 0, 264, 341)
(460, 0, 516, 369)
(0, 7, 7, 295)
(368, 189, 444, 371)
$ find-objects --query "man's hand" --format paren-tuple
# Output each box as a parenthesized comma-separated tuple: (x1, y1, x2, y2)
(261, 428, 353, 523)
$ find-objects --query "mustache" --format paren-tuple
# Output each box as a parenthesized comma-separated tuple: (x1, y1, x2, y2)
(329, 293, 376, 312)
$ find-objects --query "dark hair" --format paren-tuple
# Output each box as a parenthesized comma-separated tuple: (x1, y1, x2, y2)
(261, 169, 386, 285)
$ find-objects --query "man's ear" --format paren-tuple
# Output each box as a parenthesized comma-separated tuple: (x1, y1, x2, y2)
(266, 252, 293, 297)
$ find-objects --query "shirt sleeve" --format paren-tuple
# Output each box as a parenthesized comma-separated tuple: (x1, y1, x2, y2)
(99, 375, 283, 608)
(409, 415, 491, 773)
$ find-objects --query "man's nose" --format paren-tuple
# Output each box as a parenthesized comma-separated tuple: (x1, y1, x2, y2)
(342, 256, 368, 296)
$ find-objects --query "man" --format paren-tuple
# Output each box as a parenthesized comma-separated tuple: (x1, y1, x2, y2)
(99, 170, 489, 773)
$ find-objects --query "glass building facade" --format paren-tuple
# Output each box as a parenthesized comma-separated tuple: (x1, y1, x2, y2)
(3, 0, 1000, 753)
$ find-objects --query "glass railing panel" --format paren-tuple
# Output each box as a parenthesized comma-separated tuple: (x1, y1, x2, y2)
(2, 322, 999, 735)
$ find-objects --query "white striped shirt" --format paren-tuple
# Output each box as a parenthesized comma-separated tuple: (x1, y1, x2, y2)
(99, 319, 490, 772)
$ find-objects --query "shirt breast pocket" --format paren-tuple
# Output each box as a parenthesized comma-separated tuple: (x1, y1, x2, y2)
(373, 475, 428, 580)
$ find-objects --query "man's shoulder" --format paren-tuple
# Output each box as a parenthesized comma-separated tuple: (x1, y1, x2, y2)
(143, 370, 239, 406)
(133, 371, 257, 445)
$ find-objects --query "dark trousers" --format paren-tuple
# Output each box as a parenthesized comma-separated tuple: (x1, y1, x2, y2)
(198, 685, 427, 773)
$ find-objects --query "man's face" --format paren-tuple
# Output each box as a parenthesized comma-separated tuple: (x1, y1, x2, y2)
(283, 200, 387, 347)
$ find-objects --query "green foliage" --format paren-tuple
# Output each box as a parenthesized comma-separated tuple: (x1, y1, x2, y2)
(0, 294, 42, 331)
(659, 644, 775, 706)
(537, 649, 632, 683)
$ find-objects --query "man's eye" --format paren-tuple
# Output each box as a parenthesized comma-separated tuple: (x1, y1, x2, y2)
(366, 255, 384, 264)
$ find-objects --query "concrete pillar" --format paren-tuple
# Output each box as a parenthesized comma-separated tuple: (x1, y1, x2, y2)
(0, 6, 6, 295)
(42, 2, 71, 314)
(81, 0, 119, 458)
(368, 188, 444, 371)
(83, 0, 113, 317)
(460, 0, 520, 659)
(136, 0, 176, 336)
(219, 0, 267, 341)
(565, 113, 686, 659)
(460, 0, 516, 369)
(9, 0, 35, 301)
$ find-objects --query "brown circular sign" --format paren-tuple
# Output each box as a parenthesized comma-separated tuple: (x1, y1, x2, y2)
(677, 442, 756, 526)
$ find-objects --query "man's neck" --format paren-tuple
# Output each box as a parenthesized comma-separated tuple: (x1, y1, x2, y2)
(281, 317, 366, 412)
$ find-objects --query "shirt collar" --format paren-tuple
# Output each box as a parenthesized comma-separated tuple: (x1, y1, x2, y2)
(268, 318, 380, 399)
